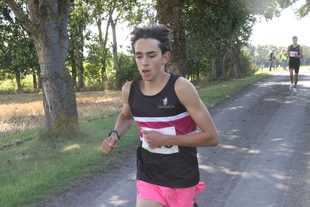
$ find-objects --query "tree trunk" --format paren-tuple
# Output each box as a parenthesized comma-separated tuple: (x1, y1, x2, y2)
(228, 45, 242, 78)
(71, 57, 77, 88)
(37, 67, 42, 90)
(72, 34, 84, 91)
(68, 35, 77, 88)
(156, 0, 188, 76)
(210, 55, 226, 79)
(110, 16, 120, 73)
(97, 15, 110, 88)
(14, 69, 22, 91)
(39, 40, 78, 132)
(110, 15, 121, 88)
(32, 73, 37, 90)
(4, 0, 79, 133)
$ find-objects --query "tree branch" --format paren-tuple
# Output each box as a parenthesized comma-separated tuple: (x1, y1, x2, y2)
(1, 0, 38, 39)
(57, 0, 71, 57)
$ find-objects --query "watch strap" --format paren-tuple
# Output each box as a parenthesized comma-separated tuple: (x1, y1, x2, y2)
(109, 130, 120, 140)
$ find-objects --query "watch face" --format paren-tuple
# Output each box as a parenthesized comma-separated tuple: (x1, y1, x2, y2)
(110, 130, 120, 139)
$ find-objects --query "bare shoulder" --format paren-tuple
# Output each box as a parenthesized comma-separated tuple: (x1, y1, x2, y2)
(175, 76, 196, 91)
(175, 77, 200, 102)
(122, 81, 132, 91)
(121, 81, 132, 100)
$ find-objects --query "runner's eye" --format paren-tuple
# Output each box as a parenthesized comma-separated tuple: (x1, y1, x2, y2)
(148, 53, 156, 58)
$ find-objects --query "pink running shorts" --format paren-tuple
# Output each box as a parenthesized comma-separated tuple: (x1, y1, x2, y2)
(136, 180, 206, 207)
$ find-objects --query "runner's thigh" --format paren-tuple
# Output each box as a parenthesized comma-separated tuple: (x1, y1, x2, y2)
(136, 199, 165, 207)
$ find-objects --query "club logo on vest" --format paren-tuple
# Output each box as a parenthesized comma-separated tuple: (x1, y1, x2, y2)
(157, 97, 174, 109)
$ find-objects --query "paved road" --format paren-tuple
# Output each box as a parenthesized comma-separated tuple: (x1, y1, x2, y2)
(45, 68, 310, 207)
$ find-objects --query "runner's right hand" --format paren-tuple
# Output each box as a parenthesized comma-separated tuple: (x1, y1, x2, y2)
(102, 136, 118, 154)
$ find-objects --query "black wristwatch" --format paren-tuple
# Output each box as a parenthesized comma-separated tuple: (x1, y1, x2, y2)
(108, 130, 121, 140)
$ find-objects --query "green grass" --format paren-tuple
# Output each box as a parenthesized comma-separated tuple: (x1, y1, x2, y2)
(199, 73, 270, 108)
(254, 66, 283, 74)
(0, 117, 139, 207)
(0, 78, 37, 92)
(0, 129, 41, 149)
(0, 73, 272, 207)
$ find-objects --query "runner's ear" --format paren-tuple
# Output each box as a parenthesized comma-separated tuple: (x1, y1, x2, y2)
(162, 52, 171, 65)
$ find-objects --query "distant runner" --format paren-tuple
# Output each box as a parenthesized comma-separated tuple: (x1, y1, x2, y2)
(288, 36, 303, 94)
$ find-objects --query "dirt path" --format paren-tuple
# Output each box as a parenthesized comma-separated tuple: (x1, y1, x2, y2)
(43, 68, 310, 207)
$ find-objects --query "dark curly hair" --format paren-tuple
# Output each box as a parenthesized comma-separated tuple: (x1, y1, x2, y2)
(130, 24, 174, 54)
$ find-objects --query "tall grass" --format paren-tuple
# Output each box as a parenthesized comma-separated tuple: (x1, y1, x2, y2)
(0, 91, 122, 139)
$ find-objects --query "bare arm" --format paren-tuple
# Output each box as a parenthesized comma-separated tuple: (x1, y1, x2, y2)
(102, 82, 134, 154)
(299, 46, 303, 58)
(142, 77, 218, 148)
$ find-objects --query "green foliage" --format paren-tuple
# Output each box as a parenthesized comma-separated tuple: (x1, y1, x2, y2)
(0, 79, 16, 91)
(0, 75, 37, 92)
(0, 69, 14, 81)
(221, 47, 258, 77)
(0, 3, 39, 91)
(124, 0, 156, 26)
(239, 48, 260, 75)
(83, 62, 103, 88)
(1, 0, 309, 90)
(116, 52, 140, 88)
(186, 57, 211, 80)
(181, 0, 258, 79)
(297, 0, 310, 18)
(301, 44, 310, 65)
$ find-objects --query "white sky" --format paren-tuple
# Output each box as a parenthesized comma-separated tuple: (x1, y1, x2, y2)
(250, 2, 310, 47)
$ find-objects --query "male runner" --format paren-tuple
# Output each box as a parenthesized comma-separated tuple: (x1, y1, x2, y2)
(288, 36, 303, 93)
(102, 24, 219, 207)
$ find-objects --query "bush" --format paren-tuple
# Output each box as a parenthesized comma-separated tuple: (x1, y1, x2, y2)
(240, 49, 259, 76)
(116, 53, 140, 89)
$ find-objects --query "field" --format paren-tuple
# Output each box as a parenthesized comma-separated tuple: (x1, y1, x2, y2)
(0, 66, 285, 139)
(0, 64, 299, 140)
(0, 91, 122, 139)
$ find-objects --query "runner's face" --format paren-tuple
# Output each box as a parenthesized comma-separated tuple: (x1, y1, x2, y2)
(134, 38, 169, 80)
(292, 38, 298, 44)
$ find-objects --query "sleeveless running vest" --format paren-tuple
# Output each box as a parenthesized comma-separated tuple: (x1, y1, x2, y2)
(289, 44, 301, 58)
(128, 73, 199, 188)
(289, 44, 301, 69)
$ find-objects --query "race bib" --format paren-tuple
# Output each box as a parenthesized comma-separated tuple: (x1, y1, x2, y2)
(290, 51, 300, 57)
(141, 126, 179, 154)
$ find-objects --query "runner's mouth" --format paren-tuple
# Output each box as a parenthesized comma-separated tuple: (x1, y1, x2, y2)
(142, 69, 150, 75)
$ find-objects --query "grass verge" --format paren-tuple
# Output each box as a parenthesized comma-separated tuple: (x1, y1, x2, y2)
(198, 73, 271, 108)
(0, 73, 271, 207)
